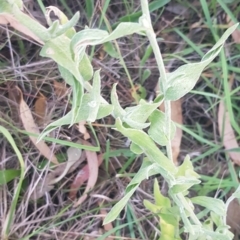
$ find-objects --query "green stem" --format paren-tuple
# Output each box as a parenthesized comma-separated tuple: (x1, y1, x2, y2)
(140, 0, 172, 161)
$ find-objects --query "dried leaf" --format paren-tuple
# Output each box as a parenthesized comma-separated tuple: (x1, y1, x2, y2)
(218, 76, 240, 165)
(73, 141, 100, 207)
(227, 198, 240, 239)
(78, 120, 90, 140)
(53, 80, 68, 98)
(160, 99, 182, 165)
(34, 93, 47, 126)
(69, 154, 103, 200)
(227, 16, 240, 44)
(31, 145, 85, 200)
(17, 86, 58, 164)
(0, 13, 43, 44)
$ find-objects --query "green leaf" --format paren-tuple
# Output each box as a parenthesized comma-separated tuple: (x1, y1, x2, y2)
(103, 183, 140, 225)
(164, 23, 239, 101)
(40, 36, 84, 85)
(103, 42, 119, 58)
(104, 158, 163, 225)
(111, 84, 126, 118)
(96, 103, 113, 119)
(78, 53, 93, 81)
(115, 118, 177, 182)
(153, 179, 171, 208)
(87, 69, 101, 121)
(148, 109, 176, 146)
(191, 196, 226, 217)
(0, 169, 21, 185)
(71, 22, 145, 55)
(141, 69, 151, 83)
(171, 155, 201, 194)
(45, 6, 79, 38)
(123, 98, 163, 130)
(130, 142, 144, 154)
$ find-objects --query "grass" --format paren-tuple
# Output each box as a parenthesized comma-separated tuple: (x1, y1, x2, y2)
(0, 0, 240, 239)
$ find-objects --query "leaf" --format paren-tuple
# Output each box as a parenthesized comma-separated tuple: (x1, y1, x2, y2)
(171, 155, 201, 194)
(16, 87, 58, 164)
(148, 109, 176, 146)
(104, 158, 170, 224)
(191, 196, 226, 217)
(69, 153, 103, 200)
(45, 6, 79, 38)
(123, 97, 163, 130)
(164, 23, 239, 100)
(53, 80, 69, 98)
(31, 143, 84, 200)
(103, 42, 119, 58)
(218, 77, 240, 165)
(34, 93, 47, 126)
(111, 84, 126, 118)
(226, 15, 240, 44)
(0, 13, 44, 44)
(78, 53, 93, 81)
(74, 140, 100, 207)
(226, 198, 240, 237)
(71, 22, 145, 58)
(87, 70, 101, 122)
(0, 169, 21, 185)
(115, 118, 177, 181)
(153, 179, 171, 208)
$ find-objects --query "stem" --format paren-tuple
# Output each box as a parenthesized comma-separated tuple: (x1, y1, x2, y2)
(140, 0, 172, 161)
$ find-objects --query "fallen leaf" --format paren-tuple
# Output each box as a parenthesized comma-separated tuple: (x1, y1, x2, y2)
(34, 93, 47, 126)
(0, 13, 44, 44)
(17, 86, 58, 164)
(31, 145, 85, 200)
(53, 80, 69, 98)
(69, 154, 103, 200)
(218, 76, 240, 165)
(78, 121, 90, 140)
(227, 198, 240, 239)
(73, 140, 100, 207)
(226, 16, 240, 44)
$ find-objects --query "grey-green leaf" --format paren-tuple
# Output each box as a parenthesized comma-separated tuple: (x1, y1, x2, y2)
(164, 23, 239, 101)
(148, 110, 176, 146)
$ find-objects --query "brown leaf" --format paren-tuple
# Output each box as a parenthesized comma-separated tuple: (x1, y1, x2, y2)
(69, 154, 103, 200)
(227, 16, 240, 44)
(160, 100, 183, 165)
(17, 86, 58, 164)
(227, 198, 240, 239)
(53, 80, 68, 98)
(218, 76, 240, 165)
(73, 141, 101, 207)
(34, 93, 47, 126)
(0, 13, 44, 44)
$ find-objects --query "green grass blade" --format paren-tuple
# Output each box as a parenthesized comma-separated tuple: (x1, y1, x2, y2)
(0, 126, 25, 238)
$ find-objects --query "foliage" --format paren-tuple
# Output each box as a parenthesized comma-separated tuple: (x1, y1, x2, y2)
(0, 0, 239, 239)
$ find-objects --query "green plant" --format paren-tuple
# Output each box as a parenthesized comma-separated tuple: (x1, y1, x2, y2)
(1, 0, 240, 239)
